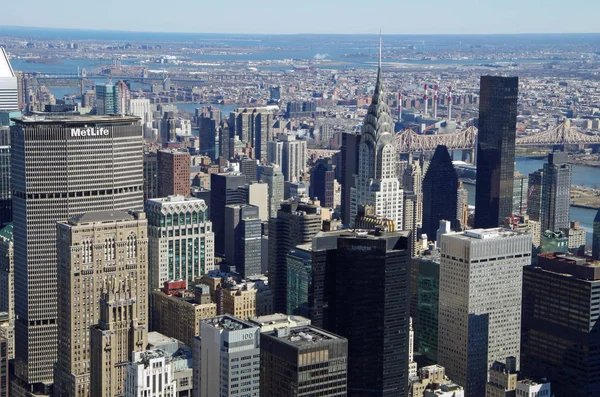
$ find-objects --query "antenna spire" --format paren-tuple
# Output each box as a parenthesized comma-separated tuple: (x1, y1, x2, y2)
(379, 30, 382, 69)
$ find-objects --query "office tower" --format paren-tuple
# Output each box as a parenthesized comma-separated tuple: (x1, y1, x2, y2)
(90, 278, 148, 397)
(151, 281, 216, 347)
(53, 211, 148, 397)
(157, 150, 191, 197)
(526, 169, 543, 221)
(334, 229, 411, 397)
(0, 128, 9, 226)
(269, 86, 281, 102)
(513, 171, 528, 215)
(350, 52, 403, 230)
(129, 98, 154, 138)
(594, 208, 600, 259)
(210, 173, 247, 255)
(219, 120, 231, 160)
(403, 159, 423, 224)
(561, 221, 586, 255)
(422, 145, 459, 241)
(95, 83, 119, 115)
(279, 134, 307, 182)
(286, 245, 312, 317)
(540, 152, 571, 232)
(239, 157, 258, 184)
(125, 349, 177, 397)
(403, 192, 419, 257)
(340, 132, 360, 225)
(410, 252, 440, 366)
(194, 315, 260, 397)
(521, 252, 600, 397)
(438, 228, 531, 397)
(146, 196, 214, 289)
(243, 182, 269, 221)
(474, 76, 518, 228)
(0, 48, 18, 111)
(11, 115, 143, 393)
(268, 200, 322, 313)
(115, 80, 130, 115)
(229, 107, 273, 160)
(267, 140, 283, 167)
(486, 357, 517, 397)
(224, 204, 262, 277)
(310, 157, 336, 208)
(259, 165, 284, 219)
(260, 326, 348, 396)
(125, 332, 193, 397)
(198, 107, 221, 160)
(457, 182, 469, 231)
(0, 338, 6, 397)
(160, 111, 178, 144)
(0, 224, 13, 361)
(82, 90, 96, 109)
(143, 151, 159, 201)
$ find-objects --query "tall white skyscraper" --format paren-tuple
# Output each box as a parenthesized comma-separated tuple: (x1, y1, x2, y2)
(437, 228, 531, 397)
(0, 48, 18, 111)
(129, 98, 154, 138)
(194, 315, 260, 397)
(350, 39, 403, 230)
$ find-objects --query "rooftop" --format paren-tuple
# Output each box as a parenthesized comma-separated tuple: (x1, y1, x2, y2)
(0, 223, 13, 242)
(267, 325, 344, 347)
(248, 313, 311, 328)
(456, 227, 527, 240)
(203, 315, 255, 332)
(67, 210, 138, 225)
(12, 114, 141, 125)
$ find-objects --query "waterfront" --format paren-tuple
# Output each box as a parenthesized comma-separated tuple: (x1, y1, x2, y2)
(464, 157, 598, 245)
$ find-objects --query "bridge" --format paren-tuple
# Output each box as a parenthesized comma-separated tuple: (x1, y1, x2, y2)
(395, 121, 600, 153)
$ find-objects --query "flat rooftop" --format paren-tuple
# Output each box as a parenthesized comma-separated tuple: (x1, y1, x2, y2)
(12, 114, 141, 125)
(267, 326, 344, 347)
(454, 227, 527, 240)
(67, 211, 137, 225)
(203, 315, 255, 331)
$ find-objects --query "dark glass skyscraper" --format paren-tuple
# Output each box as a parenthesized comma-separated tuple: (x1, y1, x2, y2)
(0, 127, 10, 226)
(310, 157, 336, 208)
(210, 173, 247, 256)
(474, 76, 518, 228)
(334, 229, 411, 397)
(540, 152, 571, 232)
(340, 132, 359, 225)
(522, 252, 600, 397)
(422, 145, 459, 240)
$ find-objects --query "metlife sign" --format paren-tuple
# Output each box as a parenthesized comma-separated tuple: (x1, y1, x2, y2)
(70, 127, 110, 137)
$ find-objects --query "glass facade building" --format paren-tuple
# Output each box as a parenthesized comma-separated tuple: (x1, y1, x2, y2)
(474, 76, 518, 228)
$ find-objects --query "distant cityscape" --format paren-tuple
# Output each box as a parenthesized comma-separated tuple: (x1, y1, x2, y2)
(1, 27, 600, 397)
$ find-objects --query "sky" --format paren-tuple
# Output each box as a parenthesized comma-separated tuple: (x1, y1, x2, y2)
(2, 0, 600, 35)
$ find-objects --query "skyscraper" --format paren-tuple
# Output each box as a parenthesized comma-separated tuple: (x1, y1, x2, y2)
(526, 169, 543, 221)
(350, 41, 403, 230)
(260, 326, 348, 397)
(593, 208, 600, 260)
(194, 315, 260, 397)
(521, 252, 600, 397)
(334, 229, 411, 397)
(0, 224, 13, 361)
(198, 106, 221, 160)
(540, 152, 572, 232)
(340, 132, 360, 225)
(258, 165, 284, 219)
(157, 149, 191, 197)
(438, 228, 531, 397)
(0, 127, 10, 226)
(0, 48, 18, 111)
(474, 76, 518, 228)
(279, 134, 307, 182)
(143, 151, 158, 201)
(310, 157, 336, 208)
(224, 204, 262, 277)
(229, 107, 273, 161)
(53, 211, 148, 397)
(0, 338, 6, 397)
(210, 173, 247, 256)
(11, 115, 143, 393)
(422, 145, 459, 240)
(95, 83, 119, 115)
(268, 200, 322, 313)
(146, 196, 214, 290)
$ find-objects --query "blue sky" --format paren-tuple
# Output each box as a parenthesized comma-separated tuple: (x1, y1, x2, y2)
(3, 0, 600, 34)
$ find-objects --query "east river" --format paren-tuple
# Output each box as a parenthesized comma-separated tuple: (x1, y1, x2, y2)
(464, 157, 598, 245)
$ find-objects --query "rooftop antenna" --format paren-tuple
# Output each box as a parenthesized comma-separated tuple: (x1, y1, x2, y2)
(379, 30, 382, 70)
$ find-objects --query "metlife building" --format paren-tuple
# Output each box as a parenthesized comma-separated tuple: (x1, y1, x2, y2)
(10, 115, 144, 393)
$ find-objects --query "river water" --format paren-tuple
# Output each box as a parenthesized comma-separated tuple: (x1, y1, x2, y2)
(463, 157, 598, 245)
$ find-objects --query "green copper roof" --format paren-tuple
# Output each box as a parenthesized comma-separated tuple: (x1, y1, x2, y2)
(0, 223, 13, 242)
